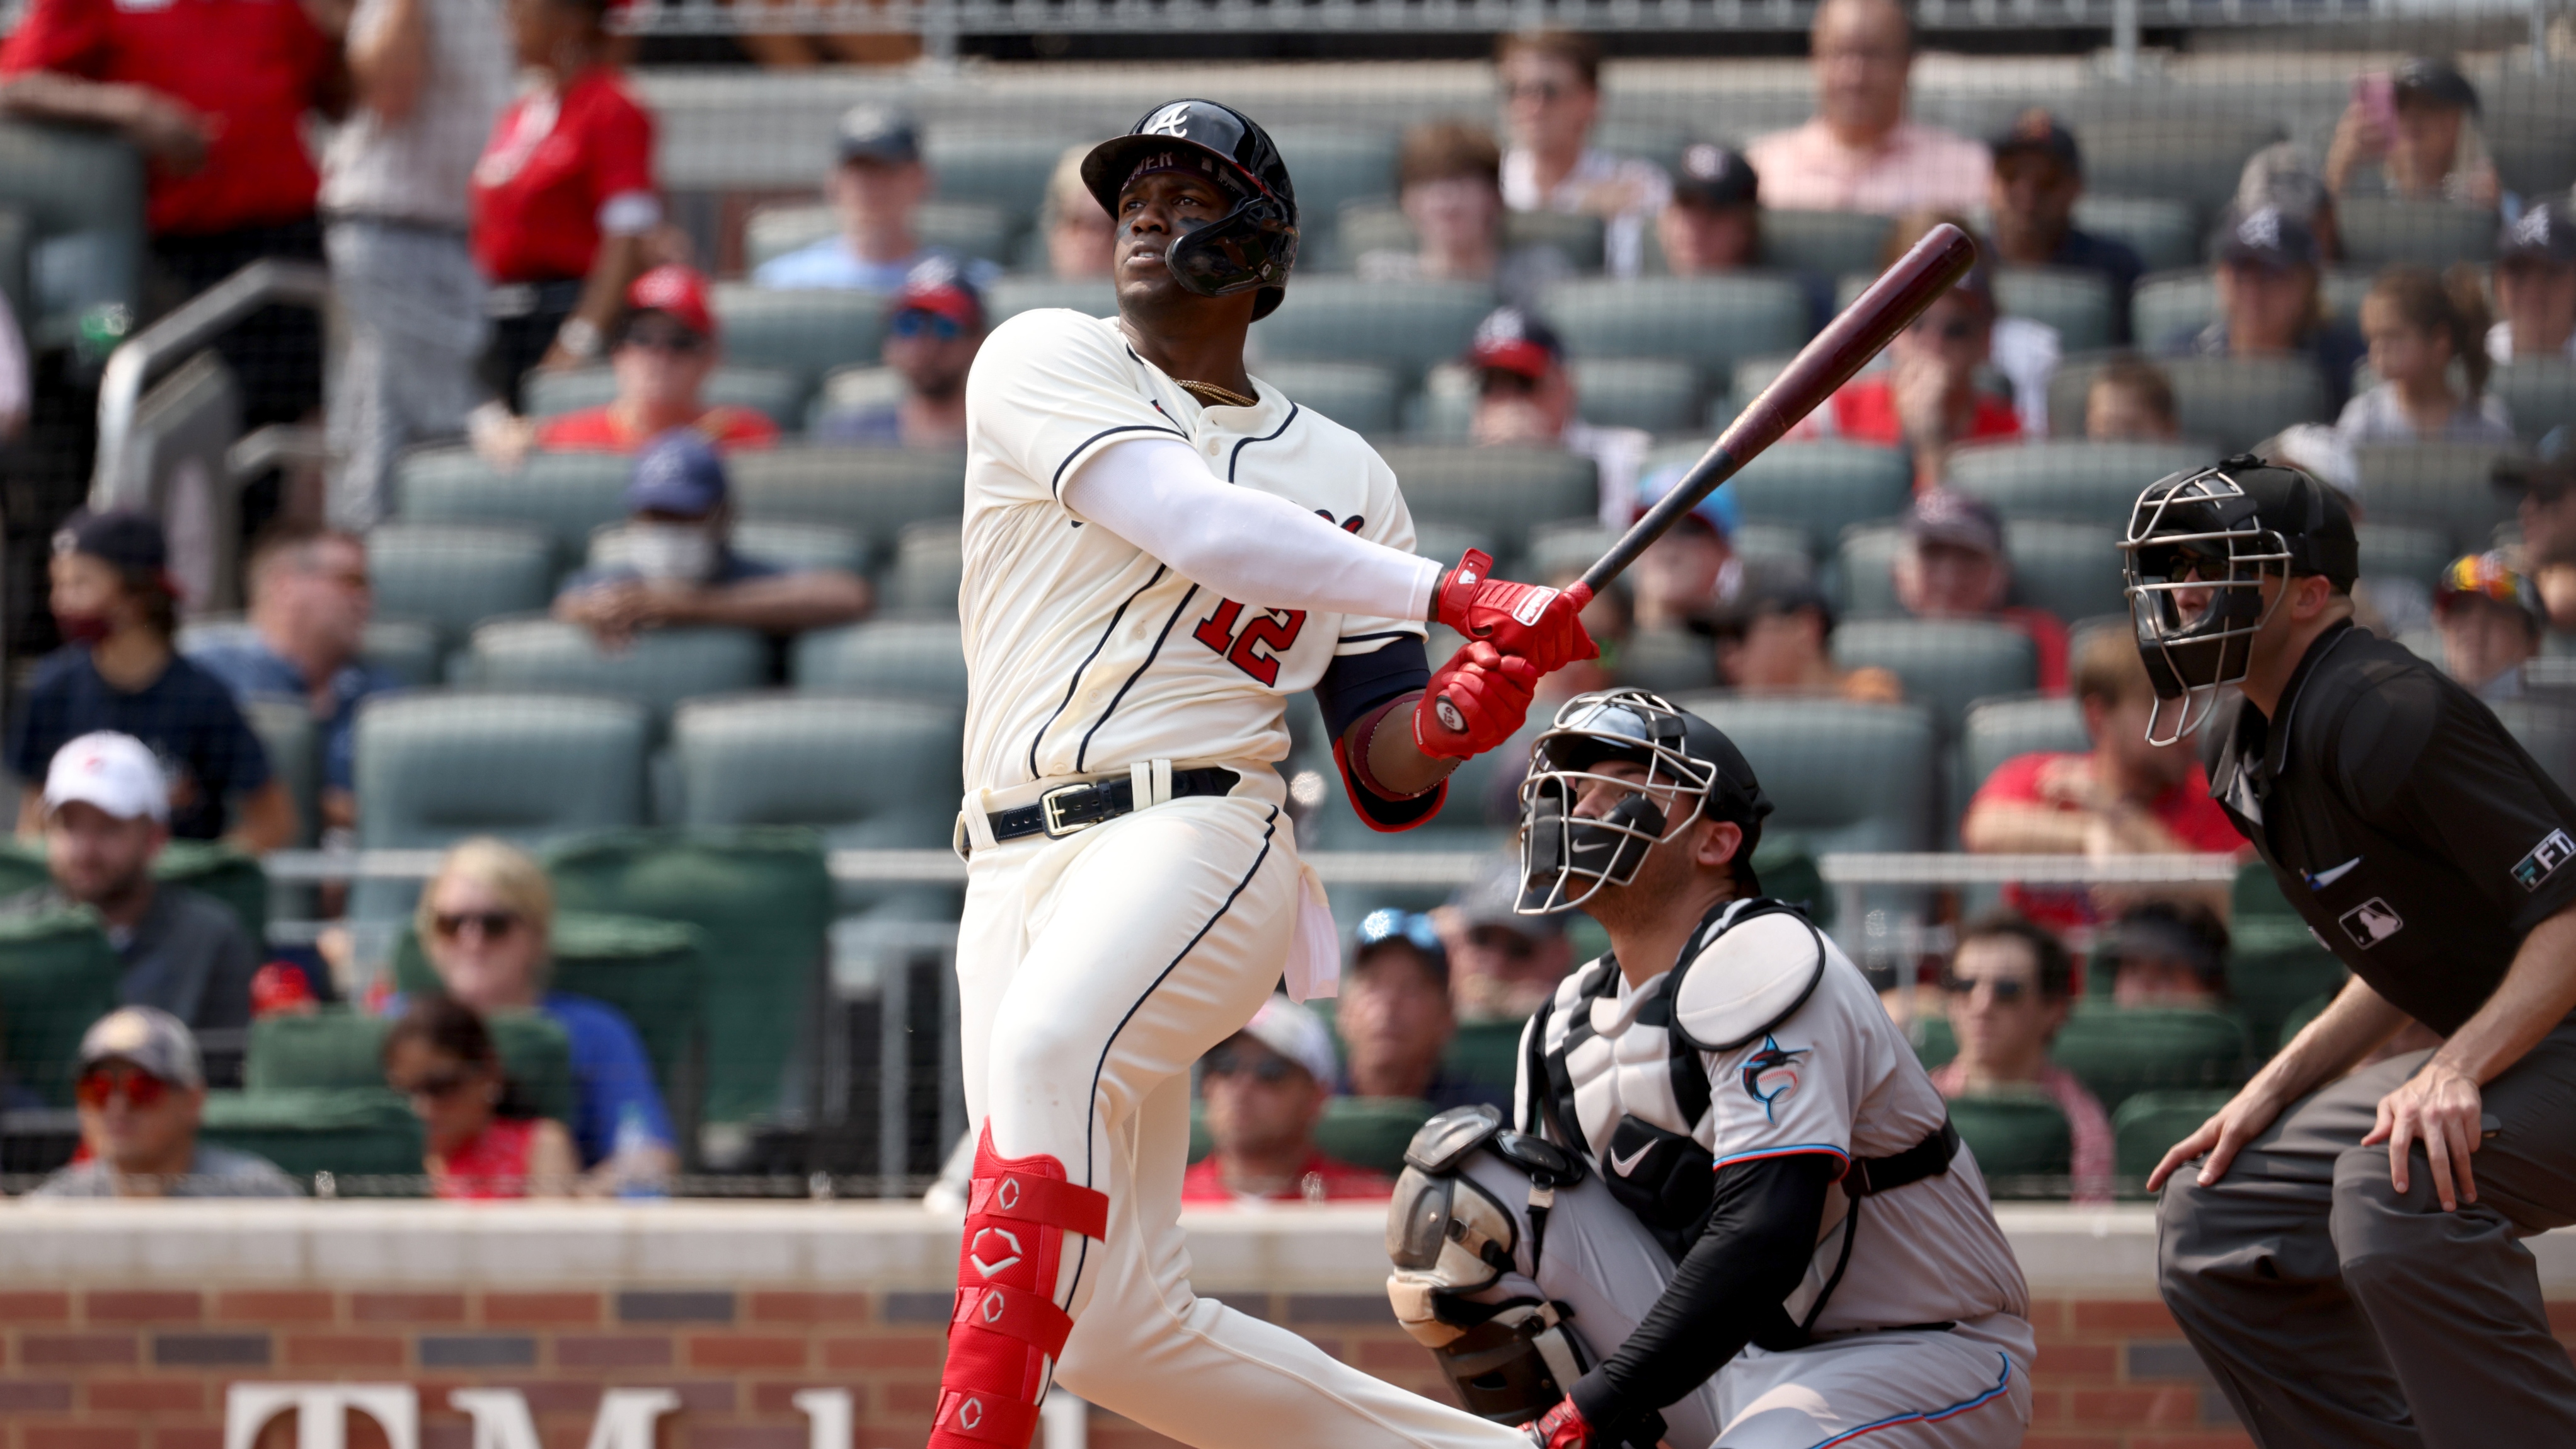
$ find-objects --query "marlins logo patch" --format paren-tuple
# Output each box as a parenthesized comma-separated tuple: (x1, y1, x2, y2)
(1740, 1035, 1808, 1121)
(2514, 829, 2576, 892)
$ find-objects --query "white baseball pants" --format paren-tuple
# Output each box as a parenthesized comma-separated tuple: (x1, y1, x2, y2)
(956, 781, 1529, 1449)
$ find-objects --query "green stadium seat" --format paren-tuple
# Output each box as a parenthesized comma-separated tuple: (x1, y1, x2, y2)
(1335, 204, 1607, 272)
(1542, 277, 1810, 375)
(354, 693, 648, 852)
(1504, 209, 1606, 272)
(710, 282, 885, 384)
(2491, 361, 2576, 440)
(2488, 109, 2576, 200)
(1946, 439, 2212, 526)
(985, 277, 1117, 325)
(1831, 618, 2038, 739)
(926, 131, 1070, 222)
(1838, 526, 1904, 614)
(1263, 360, 1401, 436)
(2127, 268, 2376, 350)
(1255, 279, 1493, 381)
(1733, 523, 1815, 579)
(367, 522, 556, 642)
(2111, 1089, 2234, 1194)
(730, 520, 867, 577)
(522, 364, 808, 430)
(2073, 193, 2197, 273)
(544, 829, 834, 1129)
(1909, 1011, 1957, 1071)
(2050, 1003, 2251, 1116)
(793, 619, 969, 701)
(727, 447, 964, 553)
(1414, 522, 1501, 577)
(0, 121, 145, 350)
(1997, 267, 2117, 352)
(2350, 442, 2519, 552)
(2229, 862, 2350, 1053)
(1573, 357, 1701, 435)
(1758, 211, 1892, 277)
(742, 204, 834, 270)
(236, 697, 319, 846)
(1270, 129, 1398, 229)
(1948, 1089, 2073, 1196)
(1332, 202, 1416, 268)
(1958, 695, 2086, 798)
(1442, 1020, 1524, 1105)
(1374, 445, 1597, 561)
(670, 695, 962, 847)
(1526, 521, 1617, 583)
(245, 1005, 574, 1127)
(2335, 197, 2498, 268)
(2171, 357, 2335, 451)
(0, 908, 120, 1106)
(2076, 115, 2282, 214)
(810, 364, 901, 428)
(364, 621, 442, 686)
(465, 623, 767, 724)
(2005, 521, 2125, 623)
(1686, 441, 1910, 557)
(1618, 629, 1718, 695)
(1668, 696, 1939, 853)
(2357, 522, 2455, 588)
(396, 448, 631, 562)
(1316, 1095, 1431, 1177)
(198, 1088, 418, 1186)
(881, 521, 963, 616)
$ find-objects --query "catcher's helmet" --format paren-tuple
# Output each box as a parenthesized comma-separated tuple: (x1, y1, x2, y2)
(2120, 453, 2358, 744)
(1082, 100, 1299, 321)
(1516, 690, 1773, 914)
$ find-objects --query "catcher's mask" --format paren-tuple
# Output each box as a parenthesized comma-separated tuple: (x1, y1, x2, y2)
(1515, 690, 1771, 914)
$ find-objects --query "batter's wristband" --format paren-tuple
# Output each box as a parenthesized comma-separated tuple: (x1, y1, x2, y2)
(1348, 691, 1445, 801)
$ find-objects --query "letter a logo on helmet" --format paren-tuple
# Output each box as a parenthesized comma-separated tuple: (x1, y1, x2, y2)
(1145, 103, 1193, 136)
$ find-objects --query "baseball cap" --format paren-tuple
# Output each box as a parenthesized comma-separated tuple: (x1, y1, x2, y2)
(2234, 144, 2329, 227)
(2435, 551, 2544, 632)
(53, 509, 168, 575)
(1635, 462, 1741, 540)
(2394, 55, 2480, 113)
(889, 256, 985, 330)
(1233, 994, 1338, 1087)
(78, 1006, 203, 1090)
(626, 430, 730, 517)
(1670, 144, 1758, 209)
(2217, 205, 2321, 271)
(1905, 488, 2005, 558)
(1353, 908, 1448, 984)
(44, 731, 169, 823)
(1466, 306, 1564, 380)
(835, 105, 921, 166)
(2499, 204, 2576, 267)
(624, 265, 716, 339)
(1451, 853, 1567, 935)
(1987, 108, 2081, 174)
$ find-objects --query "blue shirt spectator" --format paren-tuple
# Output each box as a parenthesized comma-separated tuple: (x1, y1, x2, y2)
(749, 103, 1000, 295)
(542, 989, 674, 1164)
(186, 528, 393, 824)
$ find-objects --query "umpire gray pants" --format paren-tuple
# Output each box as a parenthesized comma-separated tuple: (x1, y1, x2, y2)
(2157, 1015, 2576, 1448)
(323, 219, 488, 531)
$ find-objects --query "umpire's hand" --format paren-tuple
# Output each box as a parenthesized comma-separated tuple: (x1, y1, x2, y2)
(2362, 1061, 2484, 1211)
(2144, 1080, 2291, 1194)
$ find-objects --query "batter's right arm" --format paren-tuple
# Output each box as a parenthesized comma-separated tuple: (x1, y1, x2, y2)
(2146, 974, 2412, 1190)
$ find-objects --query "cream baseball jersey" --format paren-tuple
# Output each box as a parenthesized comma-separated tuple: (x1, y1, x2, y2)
(959, 307, 1425, 794)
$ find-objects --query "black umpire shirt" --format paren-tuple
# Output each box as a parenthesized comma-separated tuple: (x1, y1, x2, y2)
(2207, 619, 2576, 1035)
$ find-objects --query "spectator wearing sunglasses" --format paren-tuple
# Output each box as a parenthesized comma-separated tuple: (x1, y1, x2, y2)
(384, 993, 578, 1199)
(1465, 307, 1648, 528)
(2104, 900, 2231, 1012)
(4, 732, 261, 1085)
(1929, 912, 2112, 1206)
(814, 258, 987, 448)
(1436, 855, 1575, 1025)
(2432, 551, 2545, 703)
(1339, 910, 1499, 1111)
(1182, 995, 1390, 1204)
(555, 431, 870, 651)
(1798, 240, 2024, 487)
(31, 1006, 296, 1198)
(410, 838, 675, 1185)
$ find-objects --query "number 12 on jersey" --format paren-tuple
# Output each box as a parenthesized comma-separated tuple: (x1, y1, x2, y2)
(1193, 599, 1306, 686)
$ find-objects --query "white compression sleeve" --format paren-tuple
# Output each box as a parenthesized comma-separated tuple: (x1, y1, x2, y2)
(1062, 436, 1440, 621)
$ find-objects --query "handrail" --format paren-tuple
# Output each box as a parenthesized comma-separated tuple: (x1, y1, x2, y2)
(91, 258, 331, 512)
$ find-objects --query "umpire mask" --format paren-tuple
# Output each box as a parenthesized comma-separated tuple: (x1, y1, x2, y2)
(1515, 690, 1771, 914)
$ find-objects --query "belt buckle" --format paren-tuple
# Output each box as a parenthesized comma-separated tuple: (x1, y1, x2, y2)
(1040, 782, 1109, 838)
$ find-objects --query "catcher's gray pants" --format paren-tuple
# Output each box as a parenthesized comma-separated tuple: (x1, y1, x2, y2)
(2157, 1015, 2576, 1448)
(1458, 1155, 2030, 1448)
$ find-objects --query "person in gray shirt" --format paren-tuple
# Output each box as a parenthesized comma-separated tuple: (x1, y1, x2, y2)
(31, 1006, 296, 1199)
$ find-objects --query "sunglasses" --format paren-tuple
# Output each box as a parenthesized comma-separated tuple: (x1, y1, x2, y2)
(619, 322, 708, 355)
(77, 1063, 171, 1109)
(1941, 973, 2032, 1002)
(890, 310, 965, 342)
(1203, 1045, 1299, 1085)
(1478, 369, 1541, 397)
(394, 1065, 474, 1102)
(432, 909, 521, 942)
(1502, 80, 1572, 104)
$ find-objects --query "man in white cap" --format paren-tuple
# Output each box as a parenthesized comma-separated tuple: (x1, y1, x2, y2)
(3, 732, 259, 1080)
(1182, 995, 1391, 1204)
(30, 1005, 296, 1198)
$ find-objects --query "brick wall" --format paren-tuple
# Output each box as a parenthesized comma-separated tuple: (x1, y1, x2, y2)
(0, 1283, 2286, 1449)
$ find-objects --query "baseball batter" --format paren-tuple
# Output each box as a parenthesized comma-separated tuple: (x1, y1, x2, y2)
(1384, 691, 2033, 1449)
(929, 100, 1594, 1449)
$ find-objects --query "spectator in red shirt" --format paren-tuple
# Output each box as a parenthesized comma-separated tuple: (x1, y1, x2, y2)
(1962, 626, 2244, 941)
(1803, 252, 2020, 490)
(1181, 995, 1390, 1205)
(480, 265, 776, 466)
(468, 0, 656, 411)
(1892, 488, 2069, 693)
(0, 0, 346, 427)
(1931, 911, 2114, 1205)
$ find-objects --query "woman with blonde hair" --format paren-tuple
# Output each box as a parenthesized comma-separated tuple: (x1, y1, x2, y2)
(411, 836, 676, 1187)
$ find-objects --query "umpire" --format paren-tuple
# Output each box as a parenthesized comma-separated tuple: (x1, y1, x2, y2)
(2129, 455, 2576, 1445)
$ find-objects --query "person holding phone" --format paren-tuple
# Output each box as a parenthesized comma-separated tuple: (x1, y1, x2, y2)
(2325, 55, 2502, 207)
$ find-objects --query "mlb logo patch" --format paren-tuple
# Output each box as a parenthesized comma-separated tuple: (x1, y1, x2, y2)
(2340, 898, 2403, 949)
(2513, 829, 2576, 892)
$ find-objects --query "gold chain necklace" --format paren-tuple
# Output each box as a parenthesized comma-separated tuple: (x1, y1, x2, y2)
(1176, 379, 1258, 409)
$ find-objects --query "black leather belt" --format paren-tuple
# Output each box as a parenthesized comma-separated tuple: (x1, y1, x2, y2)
(989, 767, 1239, 843)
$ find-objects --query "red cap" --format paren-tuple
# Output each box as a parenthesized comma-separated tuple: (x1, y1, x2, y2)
(890, 257, 985, 330)
(1465, 306, 1563, 381)
(626, 265, 716, 338)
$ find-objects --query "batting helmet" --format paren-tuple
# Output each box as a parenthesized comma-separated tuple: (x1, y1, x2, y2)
(1516, 690, 1773, 914)
(1081, 100, 1299, 321)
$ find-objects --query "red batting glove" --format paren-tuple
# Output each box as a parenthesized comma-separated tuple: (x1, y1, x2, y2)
(1521, 1398, 1596, 1449)
(1413, 640, 1539, 760)
(1434, 550, 1599, 677)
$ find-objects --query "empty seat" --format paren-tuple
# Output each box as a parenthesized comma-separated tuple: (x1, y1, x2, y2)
(1314, 1095, 1430, 1176)
(1838, 526, 1904, 614)
(926, 131, 1073, 223)
(0, 120, 145, 349)
(1694, 441, 1910, 555)
(1757, 210, 1892, 277)
(1947, 439, 2213, 525)
(2491, 361, 2576, 440)
(396, 448, 631, 560)
(1947, 1090, 2073, 1195)
(881, 521, 964, 616)
(2492, 698, 2576, 794)
(2128, 267, 2376, 350)
(198, 1088, 422, 1183)
(355, 693, 648, 850)
(2357, 522, 2454, 587)
(1255, 279, 1493, 381)
(466, 622, 768, 722)
(2231, 862, 2351, 1052)
(1668, 695, 1938, 853)
(2488, 107, 2576, 199)
(2335, 197, 2498, 268)
(523, 364, 807, 429)
(1376, 445, 1597, 560)
(2352, 442, 2519, 551)
(1572, 357, 1700, 435)
(2050, 1003, 2250, 1116)
(793, 618, 969, 701)
(1619, 628, 1718, 695)
(1542, 277, 1810, 376)
(710, 282, 885, 385)
(670, 695, 962, 846)
(2006, 521, 2124, 623)
(364, 620, 442, 686)
(1270, 129, 1398, 229)
(1833, 617, 2037, 739)
(1413, 521, 1500, 575)
(2133, 356, 2332, 453)
(0, 908, 120, 1105)
(986, 277, 1117, 325)
(2073, 193, 2197, 272)
(367, 522, 556, 640)
(1959, 694, 2086, 796)
(1526, 521, 1616, 582)
(2111, 1089, 2236, 1194)
(2076, 115, 2282, 214)
(1263, 360, 1400, 436)
(730, 520, 866, 576)
(727, 447, 963, 550)
(1996, 267, 2116, 353)
(1505, 209, 1606, 270)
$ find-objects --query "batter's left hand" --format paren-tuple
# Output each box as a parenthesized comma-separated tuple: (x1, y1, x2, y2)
(1415, 640, 1539, 759)
(2363, 1058, 2484, 1211)
(1521, 1398, 1595, 1449)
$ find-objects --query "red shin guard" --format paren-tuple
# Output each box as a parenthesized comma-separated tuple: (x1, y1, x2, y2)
(928, 1124, 1110, 1448)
